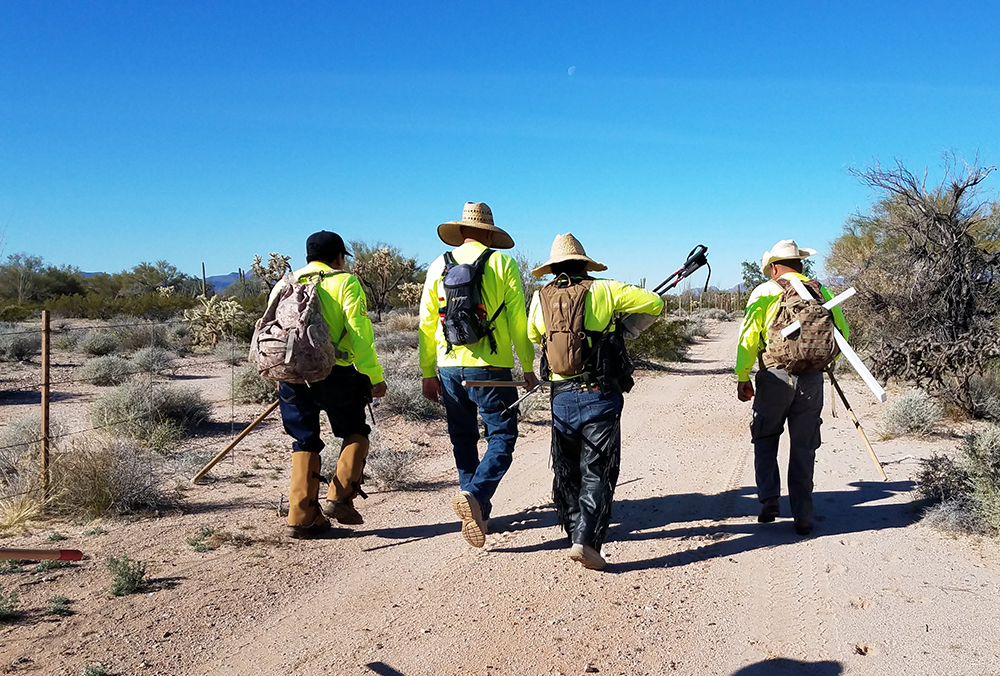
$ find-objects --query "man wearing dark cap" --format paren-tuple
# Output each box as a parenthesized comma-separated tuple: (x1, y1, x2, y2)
(274, 231, 387, 538)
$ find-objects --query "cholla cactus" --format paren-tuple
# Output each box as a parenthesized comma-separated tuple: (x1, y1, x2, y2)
(182, 295, 250, 347)
(398, 282, 423, 308)
(352, 246, 417, 319)
(251, 252, 292, 291)
(157, 286, 175, 297)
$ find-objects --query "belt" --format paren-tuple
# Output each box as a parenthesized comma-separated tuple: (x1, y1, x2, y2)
(551, 379, 601, 395)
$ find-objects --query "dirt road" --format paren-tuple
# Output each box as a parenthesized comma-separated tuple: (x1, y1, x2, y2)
(186, 322, 1000, 676)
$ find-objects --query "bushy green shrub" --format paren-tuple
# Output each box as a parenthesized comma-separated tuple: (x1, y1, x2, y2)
(131, 346, 175, 375)
(77, 356, 134, 386)
(627, 317, 690, 363)
(881, 389, 943, 438)
(0, 323, 41, 361)
(50, 436, 172, 519)
(0, 302, 35, 322)
(78, 330, 120, 356)
(46, 293, 196, 320)
(105, 555, 147, 596)
(232, 364, 276, 403)
(919, 426, 1000, 534)
(0, 586, 19, 621)
(89, 382, 209, 444)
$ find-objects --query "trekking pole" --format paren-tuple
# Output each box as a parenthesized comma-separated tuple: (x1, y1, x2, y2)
(827, 371, 888, 482)
(192, 399, 280, 484)
(500, 381, 551, 419)
(461, 380, 528, 388)
(651, 244, 711, 295)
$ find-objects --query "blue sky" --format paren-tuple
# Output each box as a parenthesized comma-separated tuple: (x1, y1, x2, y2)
(2, 1, 998, 288)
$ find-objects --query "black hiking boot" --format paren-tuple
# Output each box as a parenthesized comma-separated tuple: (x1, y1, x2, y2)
(758, 497, 780, 523)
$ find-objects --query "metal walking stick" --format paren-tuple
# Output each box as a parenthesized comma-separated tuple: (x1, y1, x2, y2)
(828, 371, 888, 481)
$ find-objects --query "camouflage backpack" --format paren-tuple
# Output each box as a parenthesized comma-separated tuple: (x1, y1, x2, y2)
(249, 272, 344, 384)
(763, 278, 840, 373)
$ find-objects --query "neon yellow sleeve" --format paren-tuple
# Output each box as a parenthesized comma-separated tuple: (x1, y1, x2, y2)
(500, 255, 536, 372)
(735, 293, 772, 382)
(820, 285, 850, 340)
(608, 280, 665, 316)
(418, 258, 443, 378)
(341, 276, 384, 384)
(527, 291, 544, 345)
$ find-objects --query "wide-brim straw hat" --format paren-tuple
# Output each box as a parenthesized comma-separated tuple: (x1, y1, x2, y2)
(531, 233, 608, 278)
(761, 239, 817, 275)
(437, 202, 515, 249)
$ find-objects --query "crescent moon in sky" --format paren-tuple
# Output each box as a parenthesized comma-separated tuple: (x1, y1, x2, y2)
(568, 66, 576, 76)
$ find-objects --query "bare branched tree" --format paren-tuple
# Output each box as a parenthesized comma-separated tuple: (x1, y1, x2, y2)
(829, 156, 1000, 410)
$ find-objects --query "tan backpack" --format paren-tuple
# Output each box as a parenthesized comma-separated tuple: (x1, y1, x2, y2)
(249, 272, 344, 384)
(763, 278, 840, 373)
(539, 275, 595, 377)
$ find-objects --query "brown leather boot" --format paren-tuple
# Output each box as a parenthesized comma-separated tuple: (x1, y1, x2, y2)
(322, 434, 369, 525)
(286, 452, 331, 539)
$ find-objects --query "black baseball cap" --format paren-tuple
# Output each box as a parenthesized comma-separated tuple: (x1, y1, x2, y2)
(305, 231, 352, 262)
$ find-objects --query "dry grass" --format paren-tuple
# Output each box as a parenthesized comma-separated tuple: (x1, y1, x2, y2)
(89, 382, 210, 445)
(77, 355, 134, 386)
(880, 389, 943, 438)
(232, 364, 277, 404)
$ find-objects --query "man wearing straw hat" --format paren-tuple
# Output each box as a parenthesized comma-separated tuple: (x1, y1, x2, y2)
(735, 239, 849, 536)
(419, 202, 538, 548)
(527, 233, 663, 570)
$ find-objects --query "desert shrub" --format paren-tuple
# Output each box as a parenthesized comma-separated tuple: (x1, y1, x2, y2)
(105, 555, 147, 596)
(82, 665, 115, 676)
(78, 330, 120, 356)
(213, 339, 248, 366)
(881, 389, 943, 438)
(89, 382, 209, 444)
(969, 370, 1000, 422)
(366, 447, 419, 489)
(46, 595, 73, 616)
(381, 311, 420, 333)
(695, 308, 733, 321)
(0, 586, 19, 621)
(918, 426, 1000, 534)
(233, 364, 276, 403)
(0, 323, 41, 362)
(0, 415, 65, 478)
(683, 318, 711, 341)
(52, 331, 80, 351)
(131, 346, 175, 375)
(77, 356, 134, 386)
(380, 379, 443, 420)
(0, 301, 34, 322)
(375, 331, 419, 353)
(49, 436, 172, 519)
(106, 318, 171, 352)
(628, 318, 690, 363)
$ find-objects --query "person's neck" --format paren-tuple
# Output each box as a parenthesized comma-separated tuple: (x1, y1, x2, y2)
(463, 237, 486, 245)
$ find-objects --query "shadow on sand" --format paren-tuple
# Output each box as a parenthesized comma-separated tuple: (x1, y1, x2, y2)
(731, 658, 843, 675)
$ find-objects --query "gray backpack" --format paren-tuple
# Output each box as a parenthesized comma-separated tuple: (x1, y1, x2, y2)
(249, 272, 343, 384)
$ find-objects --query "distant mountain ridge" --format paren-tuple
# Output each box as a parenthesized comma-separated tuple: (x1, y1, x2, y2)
(76, 270, 243, 293)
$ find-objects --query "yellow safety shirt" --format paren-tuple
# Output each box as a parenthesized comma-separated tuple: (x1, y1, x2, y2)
(271, 262, 384, 385)
(418, 241, 535, 378)
(735, 272, 849, 383)
(527, 278, 664, 381)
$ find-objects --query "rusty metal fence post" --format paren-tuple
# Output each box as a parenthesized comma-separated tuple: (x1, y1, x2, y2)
(40, 310, 51, 502)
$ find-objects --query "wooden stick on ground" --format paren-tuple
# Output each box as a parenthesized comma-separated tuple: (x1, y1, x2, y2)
(191, 399, 280, 485)
(0, 548, 83, 562)
(828, 371, 888, 482)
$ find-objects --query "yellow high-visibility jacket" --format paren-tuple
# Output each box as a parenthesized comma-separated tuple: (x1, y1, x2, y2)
(418, 241, 535, 378)
(735, 272, 849, 383)
(270, 262, 384, 385)
(527, 278, 664, 381)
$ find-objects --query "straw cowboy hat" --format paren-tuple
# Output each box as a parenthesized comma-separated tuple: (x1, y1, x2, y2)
(761, 239, 817, 276)
(438, 202, 515, 249)
(531, 233, 608, 278)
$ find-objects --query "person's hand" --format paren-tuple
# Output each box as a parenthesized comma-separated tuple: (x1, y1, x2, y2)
(371, 381, 387, 399)
(523, 371, 540, 392)
(422, 377, 442, 403)
(737, 380, 754, 402)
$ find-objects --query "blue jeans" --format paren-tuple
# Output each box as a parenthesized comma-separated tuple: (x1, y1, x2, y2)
(438, 366, 519, 519)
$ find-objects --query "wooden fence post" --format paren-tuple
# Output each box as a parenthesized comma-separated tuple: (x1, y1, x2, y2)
(40, 310, 50, 502)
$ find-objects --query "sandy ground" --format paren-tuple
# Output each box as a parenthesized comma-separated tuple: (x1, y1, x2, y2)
(2, 321, 1000, 675)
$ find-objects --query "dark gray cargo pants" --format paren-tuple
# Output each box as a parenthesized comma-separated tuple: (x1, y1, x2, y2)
(751, 368, 824, 523)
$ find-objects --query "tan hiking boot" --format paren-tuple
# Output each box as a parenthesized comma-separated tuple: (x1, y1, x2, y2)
(329, 434, 370, 503)
(287, 452, 331, 539)
(452, 491, 487, 548)
(322, 499, 364, 525)
(569, 543, 606, 571)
